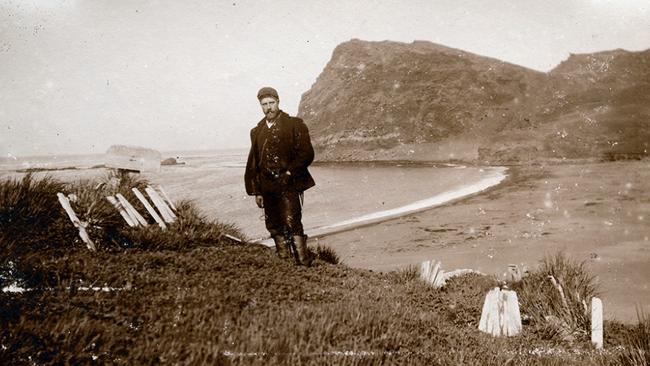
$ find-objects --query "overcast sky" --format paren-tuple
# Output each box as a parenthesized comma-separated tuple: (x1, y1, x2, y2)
(1, 0, 649, 157)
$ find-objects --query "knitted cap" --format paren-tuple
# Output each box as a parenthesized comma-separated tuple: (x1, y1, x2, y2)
(257, 87, 279, 100)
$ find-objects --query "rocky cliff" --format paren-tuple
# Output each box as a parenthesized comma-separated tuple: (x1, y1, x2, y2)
(297, 40, 650, 163)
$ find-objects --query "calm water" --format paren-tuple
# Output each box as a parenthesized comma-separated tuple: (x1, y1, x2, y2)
(1, 149, 504, 240)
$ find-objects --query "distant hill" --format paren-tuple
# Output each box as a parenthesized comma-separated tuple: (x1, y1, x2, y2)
(297, 40, 650, 163)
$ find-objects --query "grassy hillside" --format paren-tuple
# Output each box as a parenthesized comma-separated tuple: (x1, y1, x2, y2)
(298, 40, 650, 163)
(1, 175, 648, 365)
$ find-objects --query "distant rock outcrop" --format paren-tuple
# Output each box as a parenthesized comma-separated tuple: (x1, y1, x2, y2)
(161, 157, 180, 166)
(298, 40, 650, 162)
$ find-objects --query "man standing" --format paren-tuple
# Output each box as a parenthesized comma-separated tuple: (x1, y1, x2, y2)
(245, 87, 316, 265)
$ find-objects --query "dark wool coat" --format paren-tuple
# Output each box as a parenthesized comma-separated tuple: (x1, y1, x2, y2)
(245, 111, 315, 195)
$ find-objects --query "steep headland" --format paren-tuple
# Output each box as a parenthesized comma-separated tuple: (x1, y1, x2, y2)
(298, 40, 650, 163)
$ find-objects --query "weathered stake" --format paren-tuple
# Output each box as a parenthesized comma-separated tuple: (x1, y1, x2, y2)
(420, 260, 445, 288)
(479, 287, 522, 337)
(116, 193, 148, 227)
(591, 297, 603, 349)
(157, 185, 177, 212)
(145, 187, 175, 223)
(224, 234, 243, 243)
(132, 188, 167, 229)
(106, 195, 136, 227)
(56, 193, 96, 251)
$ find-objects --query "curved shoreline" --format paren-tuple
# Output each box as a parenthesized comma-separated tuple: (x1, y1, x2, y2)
(258, 166, 508, 246)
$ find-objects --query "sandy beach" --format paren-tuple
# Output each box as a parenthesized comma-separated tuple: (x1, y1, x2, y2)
(3, 158, 648, 322)
(313, 160, 650, 323)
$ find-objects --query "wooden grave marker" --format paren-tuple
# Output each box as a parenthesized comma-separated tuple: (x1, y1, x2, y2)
(145, 187, 175, 223)
(591, 297, 603, 349)
(132, 188, 167, 229)
(420, 259, 445, 288)
(478, 287, 522, 337)
(56, 193, 96, 251)
(157, 185, 176, 211)
(115, 193, 148, 227)
(106, 195, 137, 227)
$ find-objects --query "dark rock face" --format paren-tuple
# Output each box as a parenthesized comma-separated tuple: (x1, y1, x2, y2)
(298, 40, 650, 162)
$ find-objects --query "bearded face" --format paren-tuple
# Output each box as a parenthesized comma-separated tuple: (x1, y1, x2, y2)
(259, 96, 280, 121)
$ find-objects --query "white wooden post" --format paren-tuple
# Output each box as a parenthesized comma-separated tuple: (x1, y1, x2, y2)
(56, 193, 96, 251)
(420, 260, 432, 282)
(132, 188, 167, 229)
(224, 234, 243, 243)
(116, 193, 148, 227)
(433, 266, 445, 288)
(106, 195, 136, 227)
(151, 186, 176, 219)
(591, 297, 603, 349)
(479, 287, 522, 337)
(145, 187, 175, 223)
(157, 185, 176, 211)
(502, 290, 522, 336)
(480, 288, 501, 336)
(420, 260, 445, 288)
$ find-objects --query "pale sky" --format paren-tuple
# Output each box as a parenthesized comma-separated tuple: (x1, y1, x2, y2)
(1, 0, 649, 157)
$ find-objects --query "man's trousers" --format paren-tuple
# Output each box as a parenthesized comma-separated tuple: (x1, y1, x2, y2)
(262, 190, 304, 237)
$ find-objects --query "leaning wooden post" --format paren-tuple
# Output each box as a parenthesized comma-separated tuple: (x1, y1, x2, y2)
(56, 193, 96, 251)
(145, 187, 175, 223)
(116, 193, 148, 227)
(106, 195, 137, 227)
(132, 188, 167, 229)
(151, 186, 177, 219)
(591, 297, 603, 349)
(157, 185, 176, 211)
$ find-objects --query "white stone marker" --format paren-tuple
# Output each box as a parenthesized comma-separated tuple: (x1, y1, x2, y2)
(591, 297, 603, 349)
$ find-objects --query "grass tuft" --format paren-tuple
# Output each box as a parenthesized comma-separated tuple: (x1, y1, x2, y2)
(513, 252, 597, 343)
(0, 175, 244, 289)
(315, 244, 340, 265)
(1, 175, 646, 365)
(609, 310, 650, 366)
(389, 264, 420, 284)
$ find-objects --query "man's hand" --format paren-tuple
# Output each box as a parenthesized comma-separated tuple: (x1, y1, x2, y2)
(255, 195, 264, 208)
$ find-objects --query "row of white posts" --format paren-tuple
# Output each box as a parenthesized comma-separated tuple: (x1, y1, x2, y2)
(57, 185, 177, 251)
(419, 259, 603, 349)
(105, 186, 177, 229)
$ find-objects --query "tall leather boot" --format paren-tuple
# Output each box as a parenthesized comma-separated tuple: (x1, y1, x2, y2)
(272, 235, 291, 259)
(293, 235, 313, 266)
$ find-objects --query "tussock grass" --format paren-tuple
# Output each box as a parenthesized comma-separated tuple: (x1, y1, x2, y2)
(0, 175, 243, 289)
(315, 244, 340, 265)
(607, 311, 650, 366)
(388, 264, 420, 284)
(513, 253, 598, 343)
(0, 174, 75, 254)
(0, 176, 644, 365)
